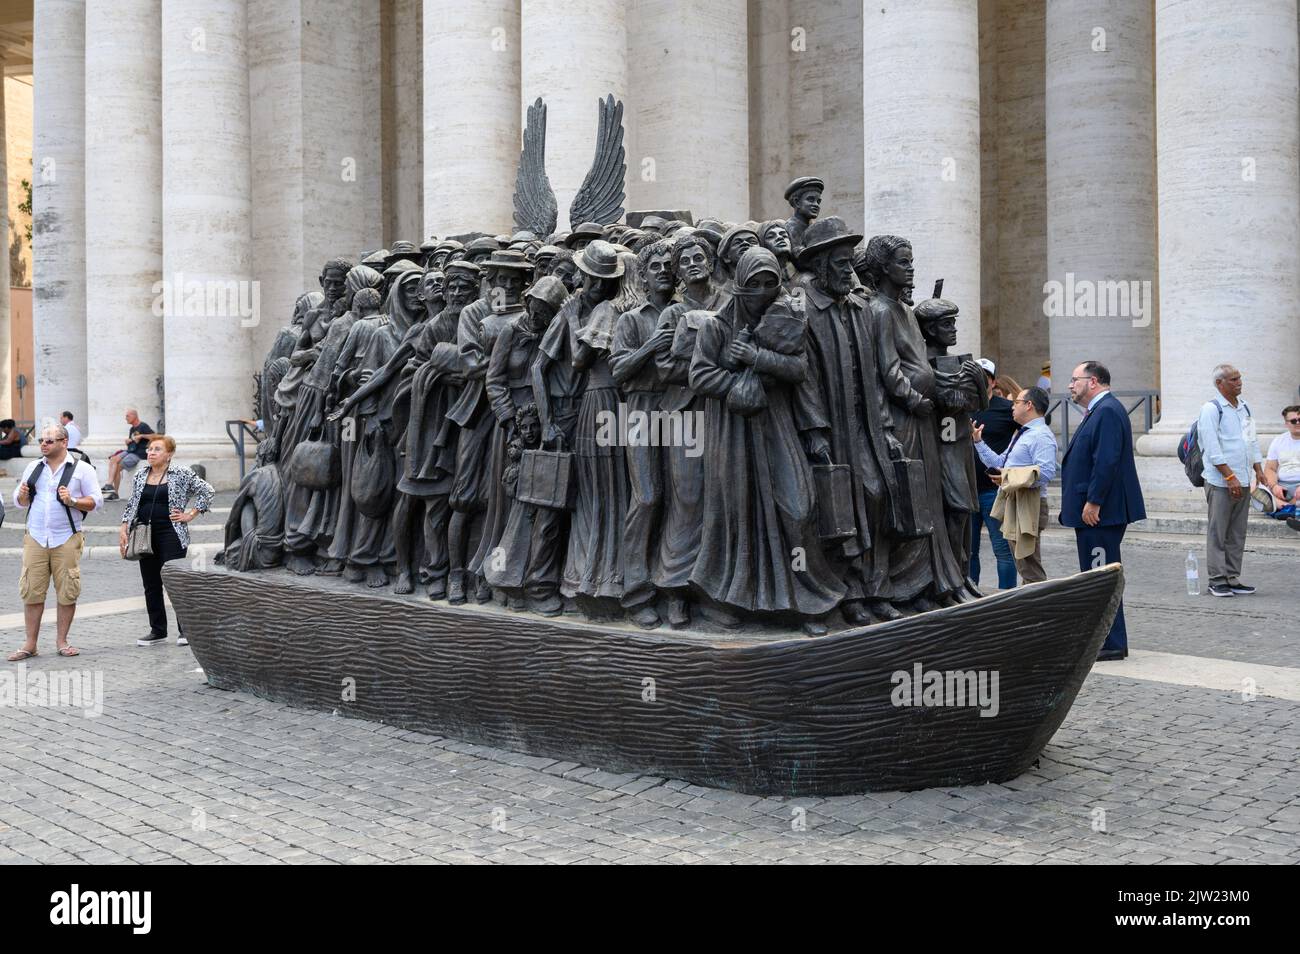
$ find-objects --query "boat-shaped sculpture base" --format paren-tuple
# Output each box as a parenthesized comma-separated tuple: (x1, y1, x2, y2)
(165, 564, 1122, 796)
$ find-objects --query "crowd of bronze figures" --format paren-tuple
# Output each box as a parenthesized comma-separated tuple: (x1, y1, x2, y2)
(222, 179, 991, 636)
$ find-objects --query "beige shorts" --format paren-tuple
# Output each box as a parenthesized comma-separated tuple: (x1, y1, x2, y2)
(20, 532, 84, 605)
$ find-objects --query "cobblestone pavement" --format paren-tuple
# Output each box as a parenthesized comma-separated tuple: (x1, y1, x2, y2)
(0, 504, 1295, 864)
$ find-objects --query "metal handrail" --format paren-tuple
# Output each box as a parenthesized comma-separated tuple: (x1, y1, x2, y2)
(224, 420, 262, 481)
(1047, 389, 1160, 446)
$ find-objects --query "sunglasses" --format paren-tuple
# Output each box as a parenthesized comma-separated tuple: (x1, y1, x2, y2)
(38, 438, 66, 445)
(1287, 418, 1300, 425)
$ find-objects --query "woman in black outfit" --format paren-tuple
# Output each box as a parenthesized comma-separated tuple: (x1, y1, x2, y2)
(118, 435, 215, 647)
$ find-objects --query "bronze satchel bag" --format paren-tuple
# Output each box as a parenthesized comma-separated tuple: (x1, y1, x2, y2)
(351, 422, 394, 517)
(284, 426, 340, 490)
(725, 329, 769, 418)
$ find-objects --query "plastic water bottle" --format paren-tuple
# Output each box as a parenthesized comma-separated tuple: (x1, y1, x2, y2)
(1186, 552, 1200, 596)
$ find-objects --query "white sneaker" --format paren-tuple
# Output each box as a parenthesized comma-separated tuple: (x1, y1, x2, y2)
(177, 635, 189, 646)
(1249, 487, 1275, 514)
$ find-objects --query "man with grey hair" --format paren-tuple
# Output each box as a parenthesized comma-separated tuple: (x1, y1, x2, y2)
(973, 386, 1058, 583)
(1199, 364, 1266, 597)
(6, 424, 102, 661)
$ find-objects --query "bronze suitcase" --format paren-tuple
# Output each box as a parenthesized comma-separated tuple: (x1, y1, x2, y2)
(516, 448, 575, 510)
(890, 455, 933, 538)
(812, 463, 857, 540)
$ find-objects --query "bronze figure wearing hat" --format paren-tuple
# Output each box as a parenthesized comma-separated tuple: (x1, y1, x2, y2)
(782, 175, 824, 256)
(915, 293, 988, 600)
(791, 217, 907, 624)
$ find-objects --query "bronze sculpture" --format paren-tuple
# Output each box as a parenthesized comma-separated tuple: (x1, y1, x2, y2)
(689, 248, 844, 635)
(794, 217, 906, 623)
(647, 232, 726, 628)
(609, 240, 675, 628)
(915, 292, 988, 598)
(445, 250, 530, 603)
(861, 236, 968, 609)
(233, 109, 1021, 625)
(180, 101, 1130, 798)
(319, 273, 412, 587)
(481, 278, 566, 611)
(757, 220, 797, 288)
(221, 438, 285, 571)
(278, 260, 365, 575)
(514, 94, 627, 235)
(716, 224, 760, 292)
(782, 176, 823, 256)
(247, 186, 995, 630)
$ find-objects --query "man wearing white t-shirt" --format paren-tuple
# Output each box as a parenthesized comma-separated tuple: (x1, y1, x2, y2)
(1264, 405, 1300, 503)
(60, 411, 82, 450)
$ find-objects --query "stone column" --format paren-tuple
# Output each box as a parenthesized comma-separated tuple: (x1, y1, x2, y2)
(84, 0, 163, 453)
(384, 0, 424, 244)
(32, 0, 87, 429)
(1046, 0, 1157, 414)
(161, 0, 254, 452)
(0, 51, 10, 419)
(1139, 0, 1300, 455)
(521, 0, 627, 232)
(250, 0, 383, 361)
(863, 0, 981, 355)
(423, 0, 519, 237)
(748, 1, 866, 230)
(626, 0, 748, 223)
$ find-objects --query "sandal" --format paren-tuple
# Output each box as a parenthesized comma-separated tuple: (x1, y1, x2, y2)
(6, 648, 37, 662)
(56, 645, 80, 657)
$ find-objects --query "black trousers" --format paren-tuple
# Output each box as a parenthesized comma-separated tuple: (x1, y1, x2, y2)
(139, 522, 187, 636)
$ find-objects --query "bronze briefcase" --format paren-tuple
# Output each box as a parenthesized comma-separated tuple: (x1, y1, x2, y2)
(812, 463, 857, 539)
(516, 448, 575, 510)
(890, 456, 933, 538)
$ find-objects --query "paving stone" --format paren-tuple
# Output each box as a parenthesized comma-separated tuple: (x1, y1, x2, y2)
(1, 539, 1297, 864)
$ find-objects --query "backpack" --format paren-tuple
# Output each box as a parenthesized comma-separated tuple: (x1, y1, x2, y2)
(1179, 401, 1248, 488)
(23, 459, 83, 534)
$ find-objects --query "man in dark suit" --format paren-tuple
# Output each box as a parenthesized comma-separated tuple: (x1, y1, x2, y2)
(1058, 361, 1147, 660)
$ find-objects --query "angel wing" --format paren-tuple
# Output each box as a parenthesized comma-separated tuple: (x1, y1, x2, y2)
(513, 97, 558, 237)
(569, 94, 626, 228)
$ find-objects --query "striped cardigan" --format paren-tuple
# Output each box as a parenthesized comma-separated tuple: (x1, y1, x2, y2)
(120, 464, 216, 550)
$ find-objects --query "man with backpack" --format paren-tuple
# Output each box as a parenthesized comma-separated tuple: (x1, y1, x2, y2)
(5, 425, 102, 661)
(1197, 365, 1266, 598)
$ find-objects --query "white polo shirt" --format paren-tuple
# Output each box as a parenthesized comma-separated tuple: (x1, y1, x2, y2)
(12, 456, 103, 548)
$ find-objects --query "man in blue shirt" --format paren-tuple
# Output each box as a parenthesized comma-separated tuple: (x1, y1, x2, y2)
(1198, 364, 1266, 597)
(973, 386, 1058, 583)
